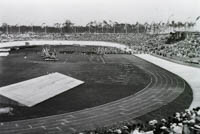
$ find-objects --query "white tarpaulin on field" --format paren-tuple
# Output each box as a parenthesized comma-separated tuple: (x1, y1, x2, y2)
(0, 72, 84, 107)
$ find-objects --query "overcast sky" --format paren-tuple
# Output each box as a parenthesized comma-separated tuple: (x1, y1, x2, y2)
(0, 0, 199, 26)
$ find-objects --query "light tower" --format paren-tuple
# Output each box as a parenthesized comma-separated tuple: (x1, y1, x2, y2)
(6, 24, 8, 35)
(16, 24, 20, 34)
(42, 23, 47, 34)
(31, 24, 34, 33)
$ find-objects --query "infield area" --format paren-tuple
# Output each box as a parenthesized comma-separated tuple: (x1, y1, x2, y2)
(0, 45, 150, 122)
(0, 44, 192, 133)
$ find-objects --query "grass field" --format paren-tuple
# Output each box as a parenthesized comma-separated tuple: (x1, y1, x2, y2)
(0, 45, 150, 122)
(0, 45, 193, 133)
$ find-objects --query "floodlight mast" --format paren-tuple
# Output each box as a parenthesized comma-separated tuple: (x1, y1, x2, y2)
(74, 26, 76, 33)
(114, 24, 116, 33)
(31, 24, 34, 33)
(19, 25, 20, 34)
(42, 23, 47, 34)
(125, 23, 128, 34)
(185, 17, 192, 31)
(6, 25, 8, 34)
(16, 24, 20, 34)
(167, 14, 174, 32)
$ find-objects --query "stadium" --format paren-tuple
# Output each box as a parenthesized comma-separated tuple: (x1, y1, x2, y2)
(0, 0, 200, 133)
(0, 37, 199, 134)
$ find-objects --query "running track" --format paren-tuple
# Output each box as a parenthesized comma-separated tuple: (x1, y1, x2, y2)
(136, 54, 200, 109)
(0, 41, 186, 133)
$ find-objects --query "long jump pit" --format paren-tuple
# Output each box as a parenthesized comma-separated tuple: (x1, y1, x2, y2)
(0, 72, 84, 107)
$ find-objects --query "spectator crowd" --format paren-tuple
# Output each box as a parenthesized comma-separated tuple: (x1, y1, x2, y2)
(76, 107, 200, 134)
(1, 32, 200, 63)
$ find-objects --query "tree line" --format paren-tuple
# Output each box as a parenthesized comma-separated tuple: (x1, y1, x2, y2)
(0, 19, 197, 34)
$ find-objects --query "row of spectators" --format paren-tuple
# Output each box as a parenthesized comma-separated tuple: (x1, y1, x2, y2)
(0, 33, 66, 42)
(76, 107, 200, 134)
(162, 35, 200, 64)
(59, 45, 131, 55)
(1, 32, 200, 63)
(65, 32, 200, 64)
(1, 32, 200, 65)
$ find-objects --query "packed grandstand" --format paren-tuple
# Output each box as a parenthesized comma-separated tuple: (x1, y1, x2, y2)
(1, 31, 200, 64)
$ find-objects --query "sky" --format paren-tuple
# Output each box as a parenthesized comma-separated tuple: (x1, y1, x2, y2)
(0, 0, 199, 26)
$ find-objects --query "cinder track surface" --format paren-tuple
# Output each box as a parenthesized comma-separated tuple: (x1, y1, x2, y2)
(0, 55, 186, 134)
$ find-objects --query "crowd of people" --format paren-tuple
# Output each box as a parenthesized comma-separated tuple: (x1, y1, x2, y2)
(59, 45, 131, 55)
(162, 35, 200, 64)
(1, 32, 200, 63)
(0, 33, 67, 42)
(62, 32, 200, 64)
(75, 107, 200, 134)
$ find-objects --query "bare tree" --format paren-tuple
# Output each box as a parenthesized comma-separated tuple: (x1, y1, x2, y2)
(109, 20, 118, 33)
(63, 20, 73, 33)
(86, 21, 94, 33)
(42, 23, 47, 34)
(2, 23, 9, 34)
(54, 23, 63, 33)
